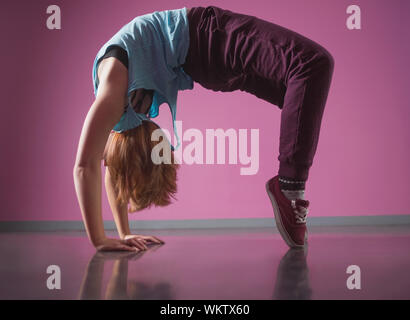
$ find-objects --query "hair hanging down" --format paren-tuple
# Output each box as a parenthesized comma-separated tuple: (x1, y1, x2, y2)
(105, 121, 180, 213)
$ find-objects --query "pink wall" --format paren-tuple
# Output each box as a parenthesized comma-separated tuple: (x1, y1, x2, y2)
(1, 0, 409, 222)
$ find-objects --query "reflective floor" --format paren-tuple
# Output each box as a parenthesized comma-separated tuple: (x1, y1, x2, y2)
(0, 226, 410, 299)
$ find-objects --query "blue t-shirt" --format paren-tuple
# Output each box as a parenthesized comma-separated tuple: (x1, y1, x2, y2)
(92, 7, 193, 151)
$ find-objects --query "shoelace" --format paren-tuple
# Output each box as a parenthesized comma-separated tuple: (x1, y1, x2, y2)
(291, 200, 309, 224)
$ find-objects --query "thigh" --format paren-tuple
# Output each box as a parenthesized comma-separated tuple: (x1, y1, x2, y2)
(182, 6, 306, 106)
(183, 5, 334, 113)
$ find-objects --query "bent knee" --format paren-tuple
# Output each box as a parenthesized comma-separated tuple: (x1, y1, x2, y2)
(317, 48, 335, 73)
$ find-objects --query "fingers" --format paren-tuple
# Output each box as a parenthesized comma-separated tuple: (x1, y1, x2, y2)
(123, 234, 165, 246)
(147, 236, 165, 244)
(139, 236, 164, 244)
(135, 238, 148, 250)
(119, 245, 138, 252)
(125, 238, 148, 251)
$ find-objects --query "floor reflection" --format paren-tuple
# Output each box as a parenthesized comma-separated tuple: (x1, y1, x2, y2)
(273, 248, 312, 300)
(78, 245, 172, 300)
(1, 226, 410, 299)
(78, 243, 312, 300)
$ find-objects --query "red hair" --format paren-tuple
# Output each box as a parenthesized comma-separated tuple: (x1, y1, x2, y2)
(105, 121, 179, 213)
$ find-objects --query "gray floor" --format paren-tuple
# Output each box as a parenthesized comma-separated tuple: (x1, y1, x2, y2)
(1, 226, 410, 299)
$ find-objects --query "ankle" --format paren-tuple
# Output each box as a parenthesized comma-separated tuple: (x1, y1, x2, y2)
(278, 176, 306, 200)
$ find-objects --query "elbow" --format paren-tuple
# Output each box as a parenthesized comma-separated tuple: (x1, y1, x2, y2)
(73, 162, 103, 188)
(73, 160, 101, 174)
(73, 164, 96, 182)
(73, 165, 87, 178)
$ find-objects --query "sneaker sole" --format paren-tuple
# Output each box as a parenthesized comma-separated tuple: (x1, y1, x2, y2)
(265, 180, 306, 248)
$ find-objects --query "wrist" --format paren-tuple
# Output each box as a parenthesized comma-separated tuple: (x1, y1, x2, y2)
(119, 230, 131, 239)
(91, 235, 108, 247)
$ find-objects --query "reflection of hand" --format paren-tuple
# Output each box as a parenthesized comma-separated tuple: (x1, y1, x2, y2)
(93, 250, 142, 261)
(95, 237, 148, 252)
(123, 234, 165, 246)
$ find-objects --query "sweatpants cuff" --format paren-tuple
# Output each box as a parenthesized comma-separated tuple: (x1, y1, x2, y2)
(278, 162, 310, 181)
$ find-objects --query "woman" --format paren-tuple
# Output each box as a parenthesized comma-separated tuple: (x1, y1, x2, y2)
(73, 6, 334, 251)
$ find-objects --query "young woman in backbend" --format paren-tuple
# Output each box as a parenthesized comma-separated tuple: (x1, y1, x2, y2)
(73, 6, 334, 251)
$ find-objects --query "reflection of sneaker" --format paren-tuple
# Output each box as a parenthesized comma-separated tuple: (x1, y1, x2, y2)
(265, 176, 309, 248)
(273, 248, 312, 300)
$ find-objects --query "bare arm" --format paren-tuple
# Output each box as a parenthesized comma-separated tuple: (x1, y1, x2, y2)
(104, 167, 130, 238)
(105, 167, 163, 247)
(73, 58, 143, 250)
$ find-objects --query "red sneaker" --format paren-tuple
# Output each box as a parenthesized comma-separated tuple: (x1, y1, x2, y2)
(265, 176, 309, 248)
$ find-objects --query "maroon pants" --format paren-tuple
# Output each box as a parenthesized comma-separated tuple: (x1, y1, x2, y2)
(182, 6, 335, 180)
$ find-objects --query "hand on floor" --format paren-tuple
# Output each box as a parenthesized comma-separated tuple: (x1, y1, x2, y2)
(95, 237, 148, 252)
(123, 234, 165, 246)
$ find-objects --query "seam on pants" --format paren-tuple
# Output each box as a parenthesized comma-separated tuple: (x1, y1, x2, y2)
(290, 81, 307, 161)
